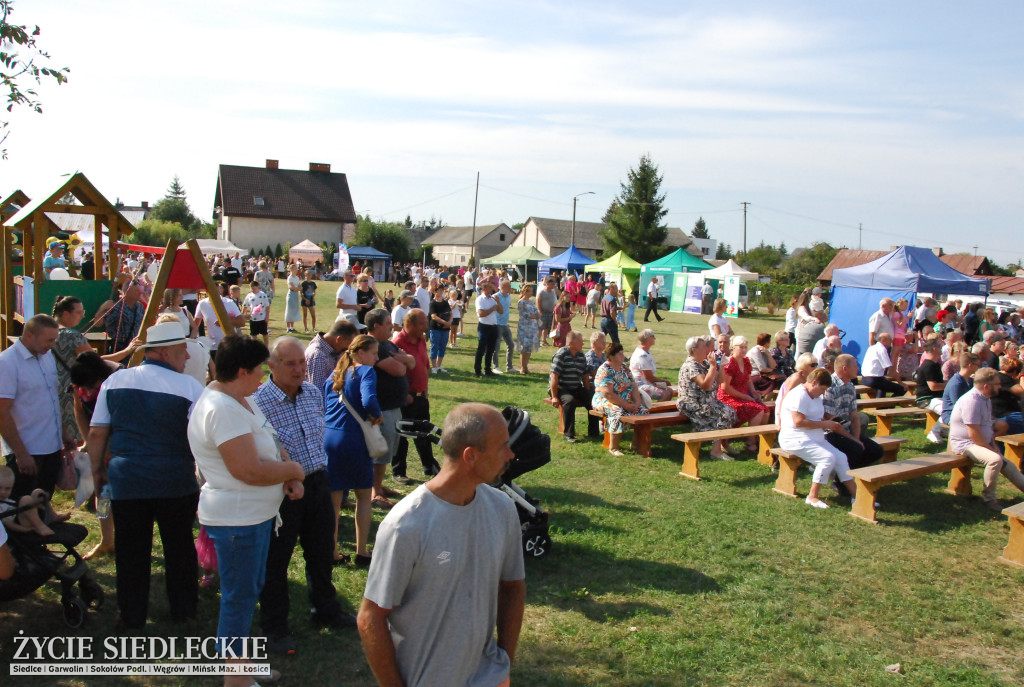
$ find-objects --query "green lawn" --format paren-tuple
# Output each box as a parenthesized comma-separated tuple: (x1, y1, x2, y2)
(1, 279, 1022, 686)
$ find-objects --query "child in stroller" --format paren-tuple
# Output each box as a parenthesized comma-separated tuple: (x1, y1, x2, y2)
(0, 466, 71, 537)
(396, 405, 553, 557)
(0, 475, 105, 627)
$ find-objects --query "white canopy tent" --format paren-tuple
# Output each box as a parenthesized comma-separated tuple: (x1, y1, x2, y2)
(701, 259, 759, 281)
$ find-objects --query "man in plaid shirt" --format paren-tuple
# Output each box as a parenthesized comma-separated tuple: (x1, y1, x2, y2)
(823, 354, 882, 484)
(254, 336, 356, 656)
(304, 318, 358, 393)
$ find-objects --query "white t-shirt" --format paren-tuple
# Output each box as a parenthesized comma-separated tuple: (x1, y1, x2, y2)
(475, 294, 499, 325)
(188, 388, 285, 527)
(231, 257, 243, 271)
(287, 274, 300, 293)
(647, 281, 660, 299)
(336, 283, 358, 312)
(785, 307, 799, 332)
(629, 346, 656, 382)
(861, 342, 892, 378)
(277, 260, 285, 273)
(243, 291, 271, 322)
(868, 310, 895, 340)
(708, 313, 731, 337)
(449, 298, 462, 319)
(415, 287, 431, 310)
(183, 339, 211, 387)
(391, 304, 412, 330)
(195, 297, 242, 349)
(780, 384, 826, 443)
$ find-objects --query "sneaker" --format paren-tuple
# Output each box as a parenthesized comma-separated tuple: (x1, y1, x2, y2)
(431, 367, 439, 374)
(711, 453, 734, 461)
(564, 436, 579, 444)
(805, 497, 829, 509)
(491, 368, 504, 375)
(506, 367, 515, 373)
(926, 431, 944, 444)
(437, 367, 449, 374)
(983, 499, 1004, 512)
(393, 475, 415, 485)
(267, 634, 297, 655)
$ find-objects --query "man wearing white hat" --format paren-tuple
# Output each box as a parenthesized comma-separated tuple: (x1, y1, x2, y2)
(87, 321, 205, 630)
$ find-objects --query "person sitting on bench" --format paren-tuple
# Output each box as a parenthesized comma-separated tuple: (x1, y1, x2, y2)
(549, 331, 600, 444)
(823, 354, 883, 476)
(677, 335, 737, 460)
(941, 351, 980, 426)
(779, 368, 858, 510)
(948, 367, 1024, 511)
(861, 333, 906, 398)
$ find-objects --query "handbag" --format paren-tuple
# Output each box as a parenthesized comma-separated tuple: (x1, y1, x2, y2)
(340, 391, 390, 459)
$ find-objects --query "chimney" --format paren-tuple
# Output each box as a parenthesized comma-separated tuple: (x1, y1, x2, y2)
(309, 162, 331, 173)
(141, 201, 149, 209)
(266, 159, 279, 169)
(932, 247, 943, 257)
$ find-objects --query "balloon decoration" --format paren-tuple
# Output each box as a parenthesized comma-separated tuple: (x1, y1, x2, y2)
(146, 262, 160, 283)
(49, 267, 71, 280)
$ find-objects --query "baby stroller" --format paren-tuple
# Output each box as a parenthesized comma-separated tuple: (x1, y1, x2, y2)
(0, 505, 104, 627)
(396, 406, 553, 558)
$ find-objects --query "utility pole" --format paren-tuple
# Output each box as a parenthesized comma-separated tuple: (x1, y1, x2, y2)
(571, 191, 595, 248)
(741, 202, 749, 256)
(469, 172, 479, 267)
(859, 223, 863, 250)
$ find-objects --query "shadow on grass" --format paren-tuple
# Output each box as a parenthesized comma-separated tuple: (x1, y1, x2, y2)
(528, 486, 643, 514)
(527, 542, 720, 623)
(871, 476, 999, 531)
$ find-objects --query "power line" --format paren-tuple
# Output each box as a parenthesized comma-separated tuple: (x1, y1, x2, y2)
(377, 185, 476, 218)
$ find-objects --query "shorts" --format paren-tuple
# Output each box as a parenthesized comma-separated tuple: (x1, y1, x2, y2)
(301, 296, 316, 308)
(587, 303, 598, 315)
(249, 320, 268, 336)
(540, 312, 553, 330)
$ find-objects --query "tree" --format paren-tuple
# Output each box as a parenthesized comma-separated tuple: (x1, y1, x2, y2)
(778, 242, 840, 284)
(353, 215, 412, 263)
(130, 219, 191, 247)
(737, 241, 783, 275)
(600, 154, 669, 263)
(692, 216, 709, 239)
(716, 243, 734, 260)
(0, 1, 69, 158)
(165, 175, 186, 199)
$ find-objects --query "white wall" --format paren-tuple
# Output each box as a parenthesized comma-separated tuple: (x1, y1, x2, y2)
(222, 216, 351, 251)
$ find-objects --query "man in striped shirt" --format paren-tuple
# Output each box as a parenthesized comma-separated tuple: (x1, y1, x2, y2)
(550, 331, 599, 443)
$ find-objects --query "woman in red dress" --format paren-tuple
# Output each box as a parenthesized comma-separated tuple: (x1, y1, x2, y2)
(716, 335, 771, 452)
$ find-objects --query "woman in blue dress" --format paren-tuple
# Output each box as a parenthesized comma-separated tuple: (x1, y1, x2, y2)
(324, 334, 380, 567)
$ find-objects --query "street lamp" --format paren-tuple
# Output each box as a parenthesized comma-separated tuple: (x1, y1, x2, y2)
(571, 191, 595, 248)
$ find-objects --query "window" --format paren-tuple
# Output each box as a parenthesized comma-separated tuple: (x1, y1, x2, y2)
(461, 255, 466, 264)
(253, 196, 265, 207)
(499, 233, 505, 241)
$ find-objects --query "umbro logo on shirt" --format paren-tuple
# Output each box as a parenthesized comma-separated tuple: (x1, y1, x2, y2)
(436, 551, 452, 565)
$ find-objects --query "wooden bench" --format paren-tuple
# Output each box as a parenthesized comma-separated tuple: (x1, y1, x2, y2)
(997, 433, 1024, 470)
(866, 406, 940, 436)
(846, 453, 972, 524)
(998, 502, 1024, 568)
(589, 409, 690, 457)
(856, 397, 915, 410)
(671, 425, 780, 480)
(769, 437, 909, 497)
(857, 381, 915, 399)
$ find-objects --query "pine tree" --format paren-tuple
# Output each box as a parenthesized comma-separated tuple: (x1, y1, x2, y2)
(692, 216, 709, 239)
(600, 154, 669, 263)
(166, 175, 187, 199)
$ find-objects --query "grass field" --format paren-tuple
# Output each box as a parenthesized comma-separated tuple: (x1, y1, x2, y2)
(2, 278, 1023, 686)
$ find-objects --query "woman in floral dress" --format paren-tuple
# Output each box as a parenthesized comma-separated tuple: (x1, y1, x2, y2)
(516, 284, 541, 374)
(677, 335, 737, 460)
(592, 342, 647, 456)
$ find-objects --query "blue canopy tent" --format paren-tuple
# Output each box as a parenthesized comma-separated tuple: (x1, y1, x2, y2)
(538, 245, 592, 281)
(829, 245, 990, 363)
(340, 245, 391, 282)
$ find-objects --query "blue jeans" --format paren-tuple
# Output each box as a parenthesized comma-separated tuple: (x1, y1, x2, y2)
(206, 518, 274, 657)
(429, 328, 449, 361)
(998, 412, 1024, 437)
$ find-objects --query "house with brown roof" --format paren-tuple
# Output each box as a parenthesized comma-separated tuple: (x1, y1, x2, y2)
(425, 223, 515, 267)
(818, 248, 994, 285)
(214, 160, 357, 252)
(509, 216, 702, 260)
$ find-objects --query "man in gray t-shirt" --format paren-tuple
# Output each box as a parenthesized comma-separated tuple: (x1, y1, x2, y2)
(537, 277, 558, 344)
(358, 403, 526, 687)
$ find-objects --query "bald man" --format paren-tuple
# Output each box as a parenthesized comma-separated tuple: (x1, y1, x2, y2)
(358, 403, 526, 687)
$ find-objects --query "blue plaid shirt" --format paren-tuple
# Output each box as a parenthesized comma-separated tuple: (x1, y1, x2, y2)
(253, 378, 327, 475)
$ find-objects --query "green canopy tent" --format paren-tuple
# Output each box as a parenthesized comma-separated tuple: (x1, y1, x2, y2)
(584, 251, 643, 299)
(480, 245, 549, 284)
(639, 248, 712, 312)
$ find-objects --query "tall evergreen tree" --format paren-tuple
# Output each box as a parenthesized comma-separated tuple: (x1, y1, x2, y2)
(165, 175, 187, 199)
(600, 154, 669, 263)
(692, 216, 709, 239)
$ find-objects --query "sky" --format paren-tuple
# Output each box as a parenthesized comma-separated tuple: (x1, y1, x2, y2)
(2, 1, 1022, 263)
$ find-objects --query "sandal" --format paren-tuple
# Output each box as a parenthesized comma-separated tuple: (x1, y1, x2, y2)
(332, 553, 351, 566)
(609, 449, 625, 457)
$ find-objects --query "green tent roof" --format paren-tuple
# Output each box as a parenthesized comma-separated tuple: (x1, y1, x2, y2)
(584, 250, 643, 272)
(480, 245, 550, 265)
(640, 247, 710, 273)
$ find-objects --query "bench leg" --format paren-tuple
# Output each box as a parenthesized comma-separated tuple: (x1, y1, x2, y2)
(925, 410, 938, 433)
(679, 442, 702, 480)
(757, 431, 778, 466)
(602, 430, 611, 450)
(632, 426, 653, 458)
(772, 455, 801, 497)
(880, 445, 900, 464)
(1005, 444, 1024, 471)
(875, 417, 893, 437)
(998, 516, 1024, 568)
(849, 479, 881, 523)
(945, 465, 973, 496)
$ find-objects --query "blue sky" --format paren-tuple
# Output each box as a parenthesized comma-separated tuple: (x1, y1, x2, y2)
(2, 1, 1022, 262)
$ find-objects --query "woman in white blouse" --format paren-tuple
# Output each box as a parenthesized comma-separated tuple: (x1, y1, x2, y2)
(778, 367, 858, 509)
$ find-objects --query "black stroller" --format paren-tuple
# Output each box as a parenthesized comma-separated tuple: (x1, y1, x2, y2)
(396, 406, 553, 558)
(0, 504, 104, 627)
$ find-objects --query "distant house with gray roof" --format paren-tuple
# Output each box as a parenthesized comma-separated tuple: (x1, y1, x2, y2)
(509, 216, 702, 261)
(425, 223, 515, 267)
